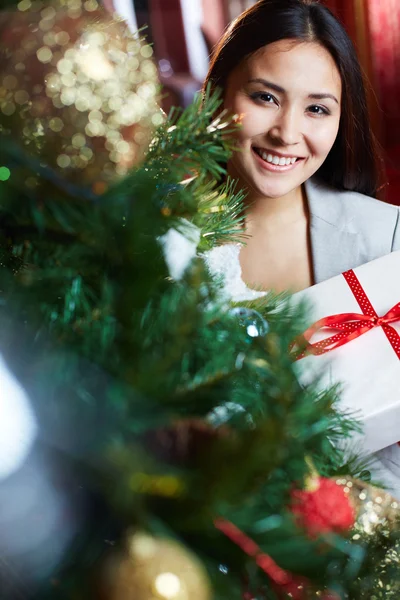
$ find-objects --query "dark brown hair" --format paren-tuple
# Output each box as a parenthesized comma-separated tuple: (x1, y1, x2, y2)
(203, 0, 381, 198)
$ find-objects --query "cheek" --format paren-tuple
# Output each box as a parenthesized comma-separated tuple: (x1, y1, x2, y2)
(234, 107, 267, 144)
(311, 119, 340, 158)
(224, 93, 264, 142)
(235, 118, 256, 143)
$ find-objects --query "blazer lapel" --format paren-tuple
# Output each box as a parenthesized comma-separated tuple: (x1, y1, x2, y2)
(305, 178, 361, 284)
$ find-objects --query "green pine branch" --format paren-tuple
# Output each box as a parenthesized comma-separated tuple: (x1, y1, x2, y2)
(0, 86, 399, 599)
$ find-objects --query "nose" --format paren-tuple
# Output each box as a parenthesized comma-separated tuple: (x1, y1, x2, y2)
(268, 107, 301, 147)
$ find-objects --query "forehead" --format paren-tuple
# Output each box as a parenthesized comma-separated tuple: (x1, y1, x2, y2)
(230, 39, 342, 97)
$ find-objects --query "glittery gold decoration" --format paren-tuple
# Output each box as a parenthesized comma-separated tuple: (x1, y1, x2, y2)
(336, 477, 400, 533)
(101, 532, 211, 600)
(0, 0, 161, 193)
(334, 478, 400, 596)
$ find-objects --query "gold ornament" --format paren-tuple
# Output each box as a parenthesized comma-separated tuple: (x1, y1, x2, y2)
(335, 478, 400, 594)
(336, 477, 400, 533)
(101, 531, 211, 600)
(0, 0, 161, 193)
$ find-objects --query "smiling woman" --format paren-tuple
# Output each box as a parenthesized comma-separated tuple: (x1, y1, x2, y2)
(222, 39, 343, 291)
(202, 0, 397, 295)
(202, 0, 400, 497)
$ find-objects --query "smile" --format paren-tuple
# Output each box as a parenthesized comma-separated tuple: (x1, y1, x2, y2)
(252, 147, 304, 172)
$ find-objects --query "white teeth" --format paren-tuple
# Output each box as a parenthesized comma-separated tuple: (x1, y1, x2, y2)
(256, 149, 298, 165)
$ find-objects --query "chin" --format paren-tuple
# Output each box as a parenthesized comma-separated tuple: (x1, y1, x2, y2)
(255, 181, 298, 199)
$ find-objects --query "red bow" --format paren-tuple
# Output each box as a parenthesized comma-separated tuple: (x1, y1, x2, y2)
(295, 269, 400, 359)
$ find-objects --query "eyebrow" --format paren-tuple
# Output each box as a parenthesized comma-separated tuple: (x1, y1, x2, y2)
(248, 79, 339, 104)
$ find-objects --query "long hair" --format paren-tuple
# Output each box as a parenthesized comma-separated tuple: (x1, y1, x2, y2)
(203, 0, 381, 198)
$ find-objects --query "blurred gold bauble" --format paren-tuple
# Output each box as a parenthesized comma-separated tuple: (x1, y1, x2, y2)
(0, 0, 161, 193)
(336, 476, 400, 534)
(101, 531, 211, 600)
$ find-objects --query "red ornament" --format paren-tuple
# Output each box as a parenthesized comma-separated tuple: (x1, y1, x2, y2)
(290, 477, 355, 536)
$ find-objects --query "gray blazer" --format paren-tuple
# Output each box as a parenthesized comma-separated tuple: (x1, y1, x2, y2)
(305, 178, 400, 284)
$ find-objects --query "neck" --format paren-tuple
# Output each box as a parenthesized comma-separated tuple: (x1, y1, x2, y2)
(245, 185, 306, 228)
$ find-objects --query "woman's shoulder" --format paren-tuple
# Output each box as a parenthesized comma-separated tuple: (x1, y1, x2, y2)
(306, 178, 399, 229)
(337, 187, 398, 215)
(306, 177, 400, 259)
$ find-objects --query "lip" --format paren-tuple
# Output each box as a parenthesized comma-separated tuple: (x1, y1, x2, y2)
(252, 147, 305, 172)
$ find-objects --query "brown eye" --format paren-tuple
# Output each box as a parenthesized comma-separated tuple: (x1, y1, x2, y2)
(307, 105, 329, 115)
(250, 92, 276, 104)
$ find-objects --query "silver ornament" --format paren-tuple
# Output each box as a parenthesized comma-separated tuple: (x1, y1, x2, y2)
(229, 307, 269, 338)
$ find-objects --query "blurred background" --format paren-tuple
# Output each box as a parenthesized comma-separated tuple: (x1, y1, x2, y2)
(105, 0, 399, 201)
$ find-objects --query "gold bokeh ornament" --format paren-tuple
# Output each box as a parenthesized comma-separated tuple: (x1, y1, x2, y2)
(101, 531, 211, 600)
(0, 0, 161, 193)
(336, 477, 400, 533)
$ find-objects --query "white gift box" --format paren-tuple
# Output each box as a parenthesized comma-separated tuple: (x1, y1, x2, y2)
(293, 250, 400, 455)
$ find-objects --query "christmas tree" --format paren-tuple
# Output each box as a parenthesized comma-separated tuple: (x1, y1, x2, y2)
(0, 2, 400, 599)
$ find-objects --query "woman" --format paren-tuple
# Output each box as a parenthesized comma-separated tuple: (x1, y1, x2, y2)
(203, 0, 400, 494)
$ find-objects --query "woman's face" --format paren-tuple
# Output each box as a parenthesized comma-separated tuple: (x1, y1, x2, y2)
(223, 39, 342, 200)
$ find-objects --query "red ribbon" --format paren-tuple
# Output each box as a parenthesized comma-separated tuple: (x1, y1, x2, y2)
(214, 517, 292, 586)
(295, 269, 400, 359)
